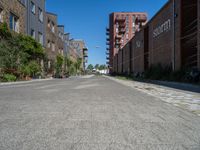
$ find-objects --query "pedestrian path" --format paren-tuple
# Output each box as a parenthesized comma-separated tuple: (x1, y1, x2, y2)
(106, 76, 200, 116)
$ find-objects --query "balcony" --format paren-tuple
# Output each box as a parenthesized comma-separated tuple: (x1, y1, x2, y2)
(136, 15, 147, 23)
(106, 28, 110, 35)
(115, 34, 122, 39)
(118, 22, 126, 28)
(106, 51, 109, 55)
(106, 42, 110, 45)
(106, 38, 110, 41)
(84, 54, 88, 58)
(106, 56, 110, 60)
(83, 48, 88, 52)
(115, 41, 121, 46)
(119, 28, 126, 34)
(115, 17, 126, 23)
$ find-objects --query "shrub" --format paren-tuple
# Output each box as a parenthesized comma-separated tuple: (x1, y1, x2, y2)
(144, 64, 172, 80)
(2, 74, 17, 82)
(28, 61, 41, 78)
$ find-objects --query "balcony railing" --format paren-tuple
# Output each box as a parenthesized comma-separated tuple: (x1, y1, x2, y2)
(115, 17, 126, 22)
(106, 38, 110, 41)
(115, 34, 122, 39)
(119, 29, 126, 34)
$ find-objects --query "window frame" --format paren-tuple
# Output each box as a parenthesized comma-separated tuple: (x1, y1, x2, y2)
(31, 1, 36, 15)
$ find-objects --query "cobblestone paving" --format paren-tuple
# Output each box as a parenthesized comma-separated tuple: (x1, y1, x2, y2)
(106, 76, 200, 116)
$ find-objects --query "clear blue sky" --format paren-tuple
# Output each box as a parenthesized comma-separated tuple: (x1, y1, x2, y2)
(46, 0, 168, 66)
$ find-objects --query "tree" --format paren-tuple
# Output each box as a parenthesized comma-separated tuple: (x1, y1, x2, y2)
(74, 58, 82, 74)
(99, 64, 107, 70)
(87, 64, 94, 71)
(55, 54, 64, 77)
(95, 64, 99, 70)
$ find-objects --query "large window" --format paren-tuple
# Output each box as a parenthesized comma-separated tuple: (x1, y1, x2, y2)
(31, 1, 35, 14)
(38, 32, 43, 45)
(9, 13, 19, 33)
(38, 8, 43, 22)
(0, 8, 3, 23)
(31, 29, 35, 39)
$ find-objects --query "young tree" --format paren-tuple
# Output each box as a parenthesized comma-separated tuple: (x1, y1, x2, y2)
(95, 64, 99, 70)
(87, 64, 94, 71)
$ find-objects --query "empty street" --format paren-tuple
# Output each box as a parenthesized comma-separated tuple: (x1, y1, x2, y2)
(0, 76, 200, 150)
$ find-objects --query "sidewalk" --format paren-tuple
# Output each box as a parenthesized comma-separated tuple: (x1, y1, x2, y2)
(105, 76, 200, 116)
(0, 78, 53, 86)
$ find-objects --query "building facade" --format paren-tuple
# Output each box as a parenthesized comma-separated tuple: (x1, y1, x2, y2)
(57, 25, 65, 56)
(25, 0, 46, 46)
(0, 0, 26, 33)
(106, 12, 147, 73)
(112, 0, 200, 75)
(45, 12, 59, 72)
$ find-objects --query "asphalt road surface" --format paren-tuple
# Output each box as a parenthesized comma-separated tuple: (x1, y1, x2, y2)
(0, 75, 200, 150)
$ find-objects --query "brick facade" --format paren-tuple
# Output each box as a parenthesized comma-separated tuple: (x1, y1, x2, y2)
(45, 12, 59, 62)
(148, 1, 174, 68)
(122, 42, 130, 74)
(0, 0, 26, 33)
(118, 50, 123, 74)
(198, 0, 200, 69)
(131, 30, 144, 73)
(113, 0, 200, 75)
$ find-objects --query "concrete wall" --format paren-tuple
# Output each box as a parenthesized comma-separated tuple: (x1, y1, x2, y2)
(0, 0, 26, 34)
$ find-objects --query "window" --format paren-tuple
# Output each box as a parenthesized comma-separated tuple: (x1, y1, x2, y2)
(38, 8, 43, 22)
(38, 32, 43, 45)
(51, 23, 55, 33)
(31, 29, 35, 39)
(0, 8, 3, 23)
(52, 42, 55, 51)
(9, 13, 19, 32)
(47, 40, 51, 48)
(31, 1, 35, 14)
(48, 19, 51, 28)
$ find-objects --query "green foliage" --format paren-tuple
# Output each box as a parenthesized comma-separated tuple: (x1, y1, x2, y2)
(0, 22, 12, 39)
(87, 64, 94, 71)
(28, 61, 41, 77)
(0, 23, 44, 81)
(99, 64, 107, 70)
(144, 64, 172, 80)
(55, 54, 64, 77)
(95, 64, 99, 70)
(2, 74, 17, 82)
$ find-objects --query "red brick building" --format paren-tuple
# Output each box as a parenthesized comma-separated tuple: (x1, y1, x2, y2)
(106, 12, 147, 73)
(113, 0, 200, 75)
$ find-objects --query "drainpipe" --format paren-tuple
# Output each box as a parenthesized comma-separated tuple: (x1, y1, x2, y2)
(173, 0, 176, 71)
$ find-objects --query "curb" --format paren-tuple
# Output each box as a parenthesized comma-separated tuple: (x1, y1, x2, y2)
(0, 78, 53, 86)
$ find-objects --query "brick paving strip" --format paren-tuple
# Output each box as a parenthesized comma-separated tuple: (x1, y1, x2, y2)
(104, 76, 200, 116)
